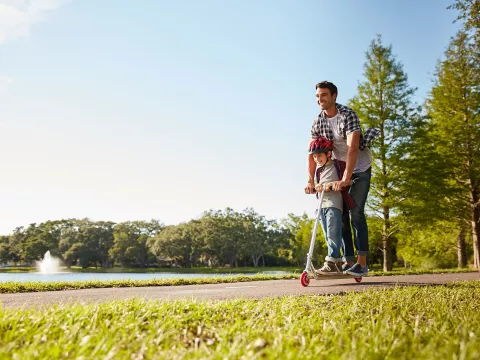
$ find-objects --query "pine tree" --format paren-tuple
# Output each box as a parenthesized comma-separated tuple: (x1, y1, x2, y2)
(449, 0, 480, 50)
(425, 30, 480, 268)
(397, 114, 469, 268)
(348, 34, 420, 271)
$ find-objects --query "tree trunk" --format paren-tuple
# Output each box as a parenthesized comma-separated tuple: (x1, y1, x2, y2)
(184, 250, 191, 268)
(380, 109, 392, 271)
(470, 191, 480, 269)
(228, 253, 236, 268)
(191, 248, 198, 267)
(252, 254, 263, 267)
(457, 224, 467, 268)
(382, 205, 392, 271)
(382, 234, 391, 271)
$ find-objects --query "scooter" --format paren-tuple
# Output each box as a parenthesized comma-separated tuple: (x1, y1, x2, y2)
(300, 189, 363, 287)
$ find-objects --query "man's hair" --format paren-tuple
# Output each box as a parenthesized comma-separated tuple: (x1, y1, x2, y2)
(315, 81, 338, 98)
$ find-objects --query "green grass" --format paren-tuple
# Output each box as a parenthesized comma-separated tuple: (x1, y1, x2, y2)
(0, 274, 298, 294)
(367, 267, 477, 276)
(1, 281, 479, 359)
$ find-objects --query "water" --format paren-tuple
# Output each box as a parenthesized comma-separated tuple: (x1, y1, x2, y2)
(0, 250, 289, 283)
(36, 250, 60, 274)
(0, 270, 290, 283)
(0, 272, 270, 283)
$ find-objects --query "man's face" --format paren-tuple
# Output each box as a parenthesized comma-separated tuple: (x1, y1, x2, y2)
(316, 87, 336, 110)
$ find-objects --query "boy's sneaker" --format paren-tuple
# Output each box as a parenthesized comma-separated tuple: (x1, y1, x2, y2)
(315, 261, 341, 276)
(345, 263, 368, 277)
(342, 262, 354, 271)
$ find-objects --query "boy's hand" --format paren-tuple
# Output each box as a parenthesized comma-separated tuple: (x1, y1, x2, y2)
(305, 182, 315, 194)
(322, 183, 334, 192)
(315, 184, 323, 192)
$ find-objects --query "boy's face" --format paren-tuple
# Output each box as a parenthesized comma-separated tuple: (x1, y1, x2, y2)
(312, 152, 329, 166)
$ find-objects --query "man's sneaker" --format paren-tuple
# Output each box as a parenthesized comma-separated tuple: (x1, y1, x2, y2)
(342, 262, 354, 271)
(315, 261, 341, 276)
(362, 266, 369, 276)
(345, 263, 367, 277)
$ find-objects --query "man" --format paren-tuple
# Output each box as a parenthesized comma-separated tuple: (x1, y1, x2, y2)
(306, 81, 379, 277)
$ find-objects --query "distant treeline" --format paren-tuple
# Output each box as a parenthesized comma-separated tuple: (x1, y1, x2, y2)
(0, 209, 314, 269)
(0, 206, 474, 270)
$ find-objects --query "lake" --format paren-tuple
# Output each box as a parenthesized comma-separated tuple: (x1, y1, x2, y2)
(0, 271, 289, 283)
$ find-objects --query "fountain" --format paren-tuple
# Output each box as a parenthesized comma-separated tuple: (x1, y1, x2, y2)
(37, 251, 61, 274)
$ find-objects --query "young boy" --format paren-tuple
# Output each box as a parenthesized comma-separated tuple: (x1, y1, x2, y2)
(305, 137, 354, 275)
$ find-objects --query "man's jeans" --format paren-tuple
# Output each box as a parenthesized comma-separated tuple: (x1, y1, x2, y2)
(320, 207, 343, 261)
(342, 167, 371, 261)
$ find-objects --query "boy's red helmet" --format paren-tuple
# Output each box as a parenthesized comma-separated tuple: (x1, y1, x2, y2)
(309, 137, 333, 154)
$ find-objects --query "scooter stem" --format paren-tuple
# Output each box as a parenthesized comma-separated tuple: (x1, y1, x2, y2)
(304, 190, 325, 273)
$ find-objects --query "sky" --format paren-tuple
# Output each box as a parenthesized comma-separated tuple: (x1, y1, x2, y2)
(0, 0, 463, 235)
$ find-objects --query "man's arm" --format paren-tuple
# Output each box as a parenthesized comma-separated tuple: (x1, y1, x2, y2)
(331, 131, 359, 191)
(307, 117, 320, 193)
(343, 130, 360, 182)
(342, 107, 361, 182)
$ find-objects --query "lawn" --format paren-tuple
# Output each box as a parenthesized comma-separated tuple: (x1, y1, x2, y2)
(0, 281, 479, 359)
(0, 273, 297, 293)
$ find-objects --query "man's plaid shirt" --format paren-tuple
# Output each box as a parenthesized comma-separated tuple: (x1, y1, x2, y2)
(310, 103, 380, 150)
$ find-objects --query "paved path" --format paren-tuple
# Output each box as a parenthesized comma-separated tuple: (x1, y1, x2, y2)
(1, 272, 479, 309)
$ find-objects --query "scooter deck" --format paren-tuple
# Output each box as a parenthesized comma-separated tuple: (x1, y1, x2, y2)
(310, 273, 367, 280)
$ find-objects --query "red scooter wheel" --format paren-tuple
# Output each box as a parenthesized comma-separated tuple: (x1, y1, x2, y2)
(300, 271, 310, 287)
(354, 277, 362, 283)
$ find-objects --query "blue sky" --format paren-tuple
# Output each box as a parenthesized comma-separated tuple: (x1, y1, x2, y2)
(0, 0, 462, 234)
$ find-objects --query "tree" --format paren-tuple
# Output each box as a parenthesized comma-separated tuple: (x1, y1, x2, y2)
(196, 213, 225, 267)
(396, 220, 462, 269)
(197, 208, 246, 268)
(220, 208, 247, 268)
(150, 221, 203, 268)
(0, 235, 20, 264)
(10, 223, 56, 263)
(348, 34, 420, 271)
(57, 219, 115, 269)
(265, 222, 294, 266)
(449, 0, 480, 48)
(58, 220, 83, 268)
(110, 220, 163, 267)
(241, 208, 269, 267)
(281, 212, 327, 266)
(81, 221, 115, 268)
(425, 30, 480, 268)
(397, 113, 470, 268)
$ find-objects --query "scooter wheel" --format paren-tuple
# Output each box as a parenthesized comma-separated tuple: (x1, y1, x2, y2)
(300, 271, 310, 287)
(354, 277, 362, 283)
